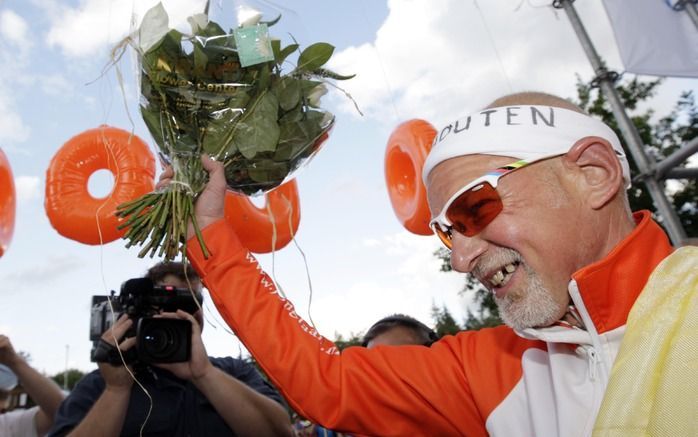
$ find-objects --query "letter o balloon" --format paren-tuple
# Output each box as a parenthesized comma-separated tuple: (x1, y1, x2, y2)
(224, 180, 301, 253)
(0, 148, 16, 258)
(45, 126, 155, 245)
(384, 119, 436, 235)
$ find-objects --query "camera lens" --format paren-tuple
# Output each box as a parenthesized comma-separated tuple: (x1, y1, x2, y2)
(136, 318, 191, 363)
(141, 322, 179, 359)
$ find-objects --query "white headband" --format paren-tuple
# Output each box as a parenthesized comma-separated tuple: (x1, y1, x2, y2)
(422, 105, 630, 187)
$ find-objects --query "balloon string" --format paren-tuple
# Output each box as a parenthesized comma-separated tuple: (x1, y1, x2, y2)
(280, 193, 318, 331)
(265, 198, 287, 300)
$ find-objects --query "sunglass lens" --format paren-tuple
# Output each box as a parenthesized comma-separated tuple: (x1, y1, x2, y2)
(431, 224, 453, 249)
(445, 182, 503, 237)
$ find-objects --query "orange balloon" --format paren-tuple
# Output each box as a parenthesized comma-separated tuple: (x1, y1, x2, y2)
(224, 180, 301, 253)
(0, 148, 16, 258)
(385, 119, 436, 235)
(45, 126, 155, 245)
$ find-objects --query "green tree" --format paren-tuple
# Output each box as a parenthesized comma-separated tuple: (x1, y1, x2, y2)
(435, 77, 697, 329)
(430, 303, 462, 337)
(434, 247, 502, 330)
(50, 369, 86, 391)
(333, 332, 363, 351)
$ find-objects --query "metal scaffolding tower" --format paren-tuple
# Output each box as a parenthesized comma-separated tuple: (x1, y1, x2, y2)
(554, 0, 698, 246)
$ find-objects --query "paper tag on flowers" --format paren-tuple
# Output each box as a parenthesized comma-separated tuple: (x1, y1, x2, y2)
(233, 24, 274, 67)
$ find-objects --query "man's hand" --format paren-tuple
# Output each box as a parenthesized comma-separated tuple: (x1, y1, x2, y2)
(0, 335, 21, 368)
(99, 315, 136, 393)
(156, 155, 227, 240)
(153, 310, 214, 381)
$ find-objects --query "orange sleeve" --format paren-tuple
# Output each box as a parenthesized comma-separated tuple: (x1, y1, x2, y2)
(187, 220, 488, 436)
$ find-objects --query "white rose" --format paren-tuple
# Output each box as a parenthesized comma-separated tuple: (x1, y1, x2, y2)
(237, 5, 262, 27)
(187, 13, 208, 34)
(307, 84, 328, 107)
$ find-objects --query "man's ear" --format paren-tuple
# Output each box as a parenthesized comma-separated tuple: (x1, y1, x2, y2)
(562, 136, 624, 209)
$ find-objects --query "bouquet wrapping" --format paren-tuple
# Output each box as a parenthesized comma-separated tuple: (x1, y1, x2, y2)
(116, 2, 353, 260)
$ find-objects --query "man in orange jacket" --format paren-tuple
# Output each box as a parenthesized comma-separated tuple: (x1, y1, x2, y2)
(162, 91, 688, 436)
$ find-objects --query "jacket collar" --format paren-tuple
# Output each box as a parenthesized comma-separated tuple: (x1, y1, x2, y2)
(571, 210, 672, 334)
(518, 210, 673, 343)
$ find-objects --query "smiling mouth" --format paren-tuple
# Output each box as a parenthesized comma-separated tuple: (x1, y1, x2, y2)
(487, 261, 520, 289)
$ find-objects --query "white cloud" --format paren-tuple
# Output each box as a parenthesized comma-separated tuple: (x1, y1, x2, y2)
(328, 0, 623, 127)
(2, 255, 83, 288)
(0, 92, 30, 144)
(38, 74, 74, 96)
(14, 176, 40, 202)
(0, 10, 31, 145)
(45, 0, 208, 58)
(0, 9, 29, 46)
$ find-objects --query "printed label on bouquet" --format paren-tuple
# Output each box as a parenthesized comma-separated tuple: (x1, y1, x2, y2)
(233, 24, 274, 67)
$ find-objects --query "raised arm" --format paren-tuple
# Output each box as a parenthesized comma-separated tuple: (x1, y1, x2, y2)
(175, 157, 484, 436)
(0, 335, 65, 435)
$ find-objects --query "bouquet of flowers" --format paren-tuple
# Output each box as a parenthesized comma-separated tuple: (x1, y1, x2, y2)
(116, 3, 354, 260)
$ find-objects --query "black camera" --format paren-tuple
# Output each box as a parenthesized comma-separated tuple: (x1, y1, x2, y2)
(89, 277, 202, 365)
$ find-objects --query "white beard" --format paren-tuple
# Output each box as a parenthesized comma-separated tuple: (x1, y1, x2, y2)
(495, 261, 563, 331)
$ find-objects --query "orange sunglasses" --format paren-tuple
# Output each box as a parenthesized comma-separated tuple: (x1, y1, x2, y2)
(429, 159, 532, 249)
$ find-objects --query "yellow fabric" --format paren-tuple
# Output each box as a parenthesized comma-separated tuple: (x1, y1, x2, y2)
(593, 247, 698, 437)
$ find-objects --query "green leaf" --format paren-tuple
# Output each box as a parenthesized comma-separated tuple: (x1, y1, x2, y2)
(297, 42, 334, 71)
(273, 76, 301, 111)
(200, 90, 251, 157)
(258, 63, 271, 92)
(247, 159, 289, 183)
(199, 20, 226, 38)
(233, 92, 280, 159)
(271, 39, 281, 61)
(312, 67, 356, 81)
(140, 105, 165, 153)
(279, 105, 303, 124)
(192, 42, 208, 76)
(261, 14, 282, 27)
(277, 43, 299, 66)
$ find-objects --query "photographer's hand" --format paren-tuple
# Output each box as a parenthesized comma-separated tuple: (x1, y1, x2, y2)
(99, 314, 136, 392)
(156, 155, 227, 240)
(154, 310, 214, 381)
(67, 315, 135, 437)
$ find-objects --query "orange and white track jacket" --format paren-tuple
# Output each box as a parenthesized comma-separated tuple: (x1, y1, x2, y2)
(187, 211, 672, 437)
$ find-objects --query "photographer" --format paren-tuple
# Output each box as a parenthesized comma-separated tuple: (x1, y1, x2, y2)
(49, 262, 292, 437)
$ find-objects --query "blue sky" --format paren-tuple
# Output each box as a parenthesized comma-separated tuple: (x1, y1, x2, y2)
(0, 0, 696, 376)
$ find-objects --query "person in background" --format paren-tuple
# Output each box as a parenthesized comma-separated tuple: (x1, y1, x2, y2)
(49, 262, 293, 437)
(0, 335, 65, 437)
(295, 314, 438, 436)
(361, 314, 438, 348)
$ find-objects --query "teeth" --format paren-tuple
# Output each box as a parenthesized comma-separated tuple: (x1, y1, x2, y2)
(491, 270, 505, 286)
(490, 263, 517, 287)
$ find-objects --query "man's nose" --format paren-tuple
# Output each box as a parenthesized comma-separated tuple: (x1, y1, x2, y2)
(449, 232, 488, 273)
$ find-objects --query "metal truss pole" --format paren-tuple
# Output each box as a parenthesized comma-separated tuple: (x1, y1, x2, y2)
(680, 1, 698, 30)
(554, 0, 688, 245)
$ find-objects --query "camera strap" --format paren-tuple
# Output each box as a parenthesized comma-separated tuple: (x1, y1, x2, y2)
(91, 339, 137, 365)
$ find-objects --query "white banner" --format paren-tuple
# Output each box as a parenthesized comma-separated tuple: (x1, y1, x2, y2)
(602, 0, 698, 78)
